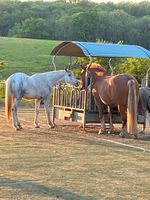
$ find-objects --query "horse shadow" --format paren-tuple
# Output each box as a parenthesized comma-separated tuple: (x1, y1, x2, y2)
(0, 177, 96, 200)
(137, 132, 150, 141)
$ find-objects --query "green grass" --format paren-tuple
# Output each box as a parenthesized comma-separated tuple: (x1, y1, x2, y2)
(0, 37, 72, 101)
(0, 81, 5, 98)
(0, 37, 70, 80)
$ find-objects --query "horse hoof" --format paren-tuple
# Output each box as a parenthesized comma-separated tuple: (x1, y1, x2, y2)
(119, 131, 126, 138)
(15, 127, 21, 131)
(35, 125, 40, 128)
(134, 134, 138, 139)
(138, 131, 145, 135)
(108, 131, 114, 134)
(50, 125, 55, 129)
(98, 129, 106, 135)
(107, 130, 113, 134)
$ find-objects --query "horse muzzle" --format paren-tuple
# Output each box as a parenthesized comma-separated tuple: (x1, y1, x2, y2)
(74, 80, 79, 87)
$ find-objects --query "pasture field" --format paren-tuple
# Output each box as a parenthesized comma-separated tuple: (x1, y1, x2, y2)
(0, 106, 150, 200)
(0, 37, 69, 80)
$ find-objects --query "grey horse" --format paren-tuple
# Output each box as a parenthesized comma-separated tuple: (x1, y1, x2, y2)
(5, 69, 78, 130)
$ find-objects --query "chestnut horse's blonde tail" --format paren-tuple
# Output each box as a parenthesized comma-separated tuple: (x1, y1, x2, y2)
(127, 80, 138, 135)
(5, 79, 14, 122)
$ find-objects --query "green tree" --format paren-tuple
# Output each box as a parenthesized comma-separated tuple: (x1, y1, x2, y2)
(114, 58, 150, 83)
(131, 16, 150, 49)
(117, 2, 150, 17)
(55, 16, 72, 40)
(71, 11, 99, 41)
(0, 0, 150, 50)
(96, 10, 135, 43)
(9, 18, 49, 39)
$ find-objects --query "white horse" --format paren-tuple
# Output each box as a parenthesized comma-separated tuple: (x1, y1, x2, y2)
(5, 69, 78, 130)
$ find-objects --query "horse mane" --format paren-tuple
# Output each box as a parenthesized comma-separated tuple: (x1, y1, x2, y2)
(86, 63, 108, 78)
(80, 63, 109, 87)
(87, 63, 104, 70)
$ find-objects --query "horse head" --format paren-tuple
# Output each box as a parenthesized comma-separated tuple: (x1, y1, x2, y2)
(64, 68, 79, 87)
(80, 63, 108, 89)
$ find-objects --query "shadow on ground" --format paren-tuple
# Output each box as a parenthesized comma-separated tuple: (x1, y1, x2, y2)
(0, 177, 95, 200)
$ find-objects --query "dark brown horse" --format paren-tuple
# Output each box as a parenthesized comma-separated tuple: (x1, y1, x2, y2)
(80, 63, 139, 137)
(138, 87, 150, 131)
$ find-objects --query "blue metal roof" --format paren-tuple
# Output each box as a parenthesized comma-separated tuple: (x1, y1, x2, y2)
(50, 41, 150, 60)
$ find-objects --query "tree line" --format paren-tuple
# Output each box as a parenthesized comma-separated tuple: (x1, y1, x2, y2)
(0, 0, 150, 50)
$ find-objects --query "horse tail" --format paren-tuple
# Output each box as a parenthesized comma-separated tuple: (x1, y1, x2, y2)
(5, 78, 14, 122)
(127, 80, 138, 135)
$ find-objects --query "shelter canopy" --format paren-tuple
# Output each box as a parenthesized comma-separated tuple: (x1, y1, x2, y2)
(50, 41, 150, 60)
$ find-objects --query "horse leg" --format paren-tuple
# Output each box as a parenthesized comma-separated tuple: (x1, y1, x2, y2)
(118, 105, 127, 137)
(16, 118, 23, 129)
(108, 106, 114, 133)
(16, 101, 22, 129)
(140, 109, 146, 132)
(94, 97, 106, 134)
(43, 97, 55, 128)
(98, 112, 106, 134)
(12, 97, 21, 130)
(34, 99, 41, 128)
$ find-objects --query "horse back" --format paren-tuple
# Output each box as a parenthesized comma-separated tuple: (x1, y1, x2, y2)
(7, 73, 35, 98)
(93, 74, 139, 107)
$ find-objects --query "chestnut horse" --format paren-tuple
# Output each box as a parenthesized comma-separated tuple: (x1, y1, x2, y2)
(80, 63, 139, 137)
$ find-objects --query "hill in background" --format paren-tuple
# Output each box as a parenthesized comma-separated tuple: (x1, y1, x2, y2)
(0, 37, 67, 80)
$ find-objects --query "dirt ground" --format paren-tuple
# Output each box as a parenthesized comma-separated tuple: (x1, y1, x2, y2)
(0, 106, 150, 200)
(0, 106, 150, 151)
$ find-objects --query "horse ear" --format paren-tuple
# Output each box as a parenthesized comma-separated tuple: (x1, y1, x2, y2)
(65, 67, 68, 72)
(80, 65, 86, 71)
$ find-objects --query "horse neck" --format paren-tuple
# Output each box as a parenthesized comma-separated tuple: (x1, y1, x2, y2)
(46, 70, 66, 86)
(89, 70, 104, 84)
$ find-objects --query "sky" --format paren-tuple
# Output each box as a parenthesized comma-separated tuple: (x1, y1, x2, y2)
(20, 0, 150, 2)
(90, 0, 150, 2)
